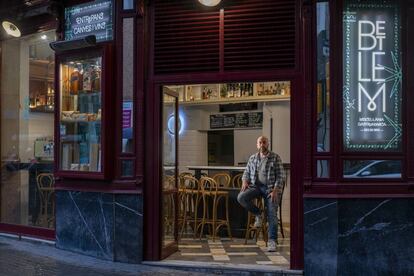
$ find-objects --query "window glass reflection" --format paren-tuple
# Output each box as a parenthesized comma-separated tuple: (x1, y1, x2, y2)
(343, 160, 401, 178)
(1, 30, 56, 229)
(316, 1, 330, 152)
(123, 0, 134, 10)
(317, 160, 329, 178)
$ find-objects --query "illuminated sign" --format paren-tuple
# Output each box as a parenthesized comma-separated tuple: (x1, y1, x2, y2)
(343, 1, 402, 151)
(65, 0, 113, 42)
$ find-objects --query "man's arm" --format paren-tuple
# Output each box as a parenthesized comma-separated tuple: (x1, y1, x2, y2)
(241, 156, 253, 191)
(273, 154, 285, 191)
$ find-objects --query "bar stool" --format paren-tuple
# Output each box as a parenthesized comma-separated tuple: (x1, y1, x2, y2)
(36, 173, 55, 228)
(244, 198, 268, 246)
(198, 176, 232, 241)
(212, 173, 231, 187)
(179, 175, 202, 238)
(232, 173, 243, 188)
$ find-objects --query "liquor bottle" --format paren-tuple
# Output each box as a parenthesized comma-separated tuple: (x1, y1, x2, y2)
(281, 83, 286, 96)
(240, 83, 245, 96)
(220, 84, 227, 98)
(83, 66, 92, 92)
(91, 66, 101, 92)
(249, 83, 254, 96)
(202, 87, 207, 99)
(236, 83, 241, 97)
(228, 84, 234, 98)
(70, 67, 83, 95)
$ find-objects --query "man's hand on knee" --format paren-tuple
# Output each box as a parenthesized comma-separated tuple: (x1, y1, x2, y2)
(241, 180, 249, 192)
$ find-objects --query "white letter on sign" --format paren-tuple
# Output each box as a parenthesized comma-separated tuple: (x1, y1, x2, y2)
(359, 20, 377, 50)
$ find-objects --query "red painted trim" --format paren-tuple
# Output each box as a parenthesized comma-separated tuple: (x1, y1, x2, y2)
(219, 8, 224, 72)
(0, 223, 55, 240)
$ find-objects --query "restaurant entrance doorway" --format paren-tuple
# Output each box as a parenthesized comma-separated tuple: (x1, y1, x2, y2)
(161, 82, 291, 268)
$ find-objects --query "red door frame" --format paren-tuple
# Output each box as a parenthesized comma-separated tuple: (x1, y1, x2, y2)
(144, 74, 305, 269)
(143, 0, 306, 269)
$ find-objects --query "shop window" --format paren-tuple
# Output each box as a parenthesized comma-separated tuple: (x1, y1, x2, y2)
(316, 1, 330, 152)
(342, 0, 402, 152)
(316, 160, 330, 178)
(343, 160, 401, 179)
(59, 56, 102, 172)
(0, 30, 56, 229)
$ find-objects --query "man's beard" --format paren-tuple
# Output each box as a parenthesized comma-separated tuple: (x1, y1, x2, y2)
(259, 146, 269, 154)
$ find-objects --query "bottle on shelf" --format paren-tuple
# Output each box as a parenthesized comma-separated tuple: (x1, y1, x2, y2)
(202, 87, 207, 99)
(91, 65, 101, 92)
(70, 67, 83, 95)
(249, 83, 254, 96)
(235, 83, 241, 97)
(240, 83, 245, 97)
(220, 84, 227, 98)
(228, 84, 234, 98)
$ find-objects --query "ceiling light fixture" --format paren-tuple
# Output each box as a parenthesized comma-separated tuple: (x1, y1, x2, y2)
(2, 21, 21, 37)
(41, 34, 47, 40)
(198, 0, 221, 7)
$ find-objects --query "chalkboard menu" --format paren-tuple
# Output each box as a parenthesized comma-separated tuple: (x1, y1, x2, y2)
(210, 112, 263, 129)
(65, 0, 113, 42)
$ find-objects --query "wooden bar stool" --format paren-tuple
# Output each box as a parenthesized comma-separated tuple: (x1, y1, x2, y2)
(244, 198, 268, 246)
(36, 173, 55, 228)
(179, 175, 202, 238)
(232, 173, 243, 188)
(213, 173, 231, 187)
(198, 176, 232, 241)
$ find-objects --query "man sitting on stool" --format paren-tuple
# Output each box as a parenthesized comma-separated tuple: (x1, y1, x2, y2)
(237, 136, 284, 252)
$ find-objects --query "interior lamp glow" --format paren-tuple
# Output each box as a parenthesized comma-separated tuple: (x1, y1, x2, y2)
(2, 21, 21, 37)
(198, 0, 221, 7)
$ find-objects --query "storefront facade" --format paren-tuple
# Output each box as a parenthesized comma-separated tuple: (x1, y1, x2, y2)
(0, 0, 413, 274)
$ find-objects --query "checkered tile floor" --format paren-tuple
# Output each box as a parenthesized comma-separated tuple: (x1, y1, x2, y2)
(165, 236, 290, 267)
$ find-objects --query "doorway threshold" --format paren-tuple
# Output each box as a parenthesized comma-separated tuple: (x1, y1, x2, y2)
(142, 260, 303, 275)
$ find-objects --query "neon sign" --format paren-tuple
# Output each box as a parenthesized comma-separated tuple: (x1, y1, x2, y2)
(343, 1, 402, 151)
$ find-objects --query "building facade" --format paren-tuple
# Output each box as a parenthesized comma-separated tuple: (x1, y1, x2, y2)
(0, 0, 413, 274)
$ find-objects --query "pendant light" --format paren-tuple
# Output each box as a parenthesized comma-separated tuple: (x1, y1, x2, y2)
(2, 21, 21, 37)
(198, 0, 221, 7)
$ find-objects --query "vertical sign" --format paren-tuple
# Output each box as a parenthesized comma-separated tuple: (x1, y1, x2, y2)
(65, 0, 113, 42)
(343, 1, 402, 151)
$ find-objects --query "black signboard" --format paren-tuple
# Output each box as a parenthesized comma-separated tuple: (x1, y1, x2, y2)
(343, 1, 402, 151)
(210, 112, 263, 129)
(65, 0, 113, 42)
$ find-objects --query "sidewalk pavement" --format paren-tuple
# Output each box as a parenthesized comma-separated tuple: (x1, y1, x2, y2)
(0, 235, 205, 276)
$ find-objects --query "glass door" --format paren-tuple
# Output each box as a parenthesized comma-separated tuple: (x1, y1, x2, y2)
(161, 88, 179, 258)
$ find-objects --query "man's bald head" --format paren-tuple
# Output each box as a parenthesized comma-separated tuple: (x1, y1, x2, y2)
(257, 136, 269, 153)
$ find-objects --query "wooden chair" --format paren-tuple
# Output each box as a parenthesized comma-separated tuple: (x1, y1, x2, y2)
(212, 173, 231, 187)
(232, 173, 243, 188)
(244, 198, 268, 246)
(36, 173, 55, 228)
(178, 175, 202, 238)
(198, 176, 232, 241)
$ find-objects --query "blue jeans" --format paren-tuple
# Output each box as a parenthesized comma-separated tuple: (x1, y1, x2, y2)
(237, 184, 279, 240)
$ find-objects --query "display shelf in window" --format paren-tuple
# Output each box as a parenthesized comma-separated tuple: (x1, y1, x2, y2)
(164, 81, 291, 106)
(56, 46, 113, 179)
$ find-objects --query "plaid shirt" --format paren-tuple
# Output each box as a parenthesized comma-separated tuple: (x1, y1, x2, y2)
(242, 151, 285, 191)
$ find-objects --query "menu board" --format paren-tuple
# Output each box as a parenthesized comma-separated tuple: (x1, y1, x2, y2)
(65, 0, 113, 42)
(343, 1, 402, 151)
(210, 112, 263, 129)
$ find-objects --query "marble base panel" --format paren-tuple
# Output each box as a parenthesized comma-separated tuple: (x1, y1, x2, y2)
(304, 198, 414, 276)
(55, 191, 143, 263)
